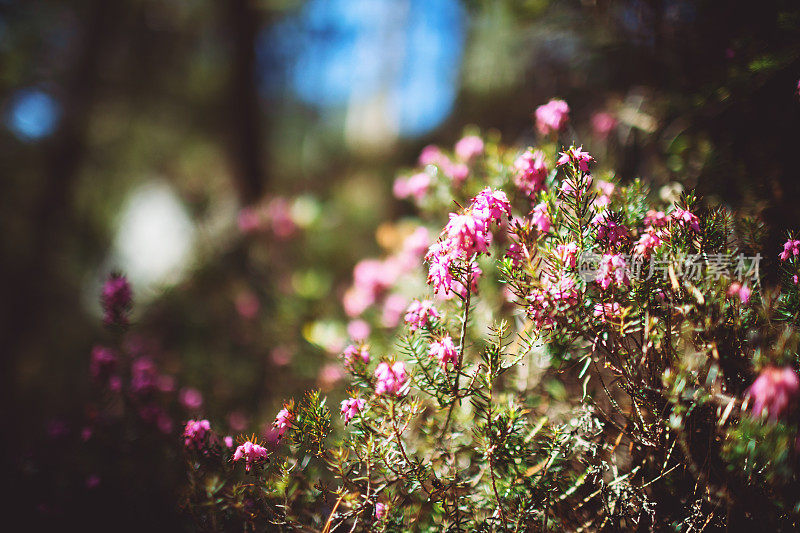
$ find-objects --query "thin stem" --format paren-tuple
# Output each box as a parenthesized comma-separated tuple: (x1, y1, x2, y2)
(440, 283, 471, 438)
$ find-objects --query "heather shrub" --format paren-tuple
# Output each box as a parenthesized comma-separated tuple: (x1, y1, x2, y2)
(51, 102, 800, 531)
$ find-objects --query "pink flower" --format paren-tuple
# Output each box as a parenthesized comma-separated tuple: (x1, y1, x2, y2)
(526, 272, 579, 330)
(374, 361, 408, 397)
(727, 282, 752, 304)
(183, 419, 211, 448)
(224, 436, 234, 448)
(644, 210, 668, 228)
(593, 214, 629, 248)
(419, 145, 445, 166)
(179, 387, 203, 410)
(318, 363, 344, 390)
(557, 146, 594, 173)
(454, 135, 484, 162)
(671, 209, 700, 233)
(443, 162, 469, 185)
(555, 242, 578, 268)
(633, 229, 663, 258)
(471, 188, 512, 223)
(429, 335, 458, 368)
(235, 290, 260, 319)
(343, 287, 375, 317)
(531, 202, 551, 233)
(233, 440, 269, 472)
(340, 397, 367, 424)
(347, 319, 371, 341)
(375, 502, 388, 520)
(343, 344, 370, 367)
(404, 299, 440, 331)
(237, 207, 262, 233)
(445, 212, 492, 256)
(273, 407, 293, 439)
(394, 172, 431, 202)
(265, 197, 297, 239)
(130, 357, 159, 395)
(779, 239, 800, 261)
(595, 254, 630, 290)
(89, 346, 117, 383)
(559, 173, 593, 196)
(426, 245, 456, 296)
(596, 181, 615, 199)
(101, 273, 132, 326)
(513, 149, 548, 197)
(591, 112, 617, 139)
(535, 99, 570, 135)
(382, 294, 408, 328)
(748, 366, 800, 421)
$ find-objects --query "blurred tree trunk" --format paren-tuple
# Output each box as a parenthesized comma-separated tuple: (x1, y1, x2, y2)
(225, 0, 266, 205)
(2, 0, 123, 434)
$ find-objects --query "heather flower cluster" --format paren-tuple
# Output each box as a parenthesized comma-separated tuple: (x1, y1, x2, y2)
(374, 361, 408, 396)
(425, 188, 511, 296)
(273, 407, 293, 439)
(232, 440, 269, 472)
(513, 148, 548, 197)
(183, 419, 210, 448)
(62, 97, 800, 532)
(403, 299, 440, 331)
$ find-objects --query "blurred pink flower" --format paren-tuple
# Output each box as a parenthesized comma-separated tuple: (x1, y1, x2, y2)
(101, 273, 132, 327)
(228, 411, 249, 432)
(89, 345, 117, 383)
(235, 290, 260, 320)
(454, 135, 484, 162)
(394, 172, 431, 202)
(347, 319, 371, 341)
(237, 207, 262, 233)
(748, 366, 800, 421)
(270, 346, 292, 366)
(375, 502, 388, 520)
(535, 99, 570, 135)
(418, 144, 445, 166)
(444, 161, 469, 185)
(318, 363, 344, 390)
(382, 294, 408, 328)
(266, 197, 296, 239)
(727, 282, 752, 304)
(179, 387, 203, 410)
(513, 149, 548, 197)
(404, 299, 440, 332)
(591, 112, 617, 139)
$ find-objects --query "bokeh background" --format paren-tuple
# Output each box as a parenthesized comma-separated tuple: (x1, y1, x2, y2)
(2, 0, 799, 527)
